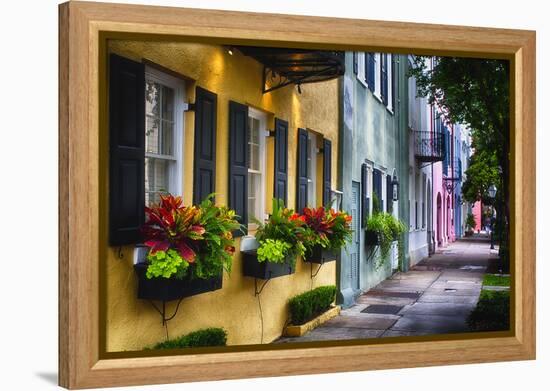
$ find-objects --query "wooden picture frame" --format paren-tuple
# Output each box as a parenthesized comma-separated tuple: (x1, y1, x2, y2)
(59, 1, 536, 388)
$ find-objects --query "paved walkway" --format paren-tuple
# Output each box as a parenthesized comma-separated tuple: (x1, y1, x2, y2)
(277, 236, 499, 343)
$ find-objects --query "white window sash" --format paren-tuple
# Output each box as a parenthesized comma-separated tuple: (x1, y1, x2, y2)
(357, 52, 368, 88)
(247, 108, 267, 230)
(387, 54, 393, 112)
(374, 53, 382, 100)
(144, 66, 185, 201)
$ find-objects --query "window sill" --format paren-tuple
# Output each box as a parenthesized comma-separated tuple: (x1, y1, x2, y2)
(372, 93, 383, 104)
(357, 76, 368, 89)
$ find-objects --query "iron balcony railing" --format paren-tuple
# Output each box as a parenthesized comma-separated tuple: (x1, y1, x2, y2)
(414, 131, 445, 163)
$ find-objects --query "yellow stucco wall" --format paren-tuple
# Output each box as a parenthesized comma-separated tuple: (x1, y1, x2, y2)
(104, 40, 339, 352)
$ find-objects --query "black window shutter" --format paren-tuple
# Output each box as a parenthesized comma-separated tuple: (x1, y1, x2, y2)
(108, 53, 145, 246)
(367, 53, 375, 92)
(361, 163, 368, 228)
(381, 54, 388, 104)
(353, 52, 358, 75)
(193, 87, 217, 204)
(228, 101, 249, 237)
(322, 138, 332, 207)
(386, 174, 393, 213)
(296, 128, 308, 212)
(274, 118, 288, 206)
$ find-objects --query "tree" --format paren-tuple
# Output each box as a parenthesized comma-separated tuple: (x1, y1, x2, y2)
(409, 56, 510, 264)
(461, 150, 500, 205)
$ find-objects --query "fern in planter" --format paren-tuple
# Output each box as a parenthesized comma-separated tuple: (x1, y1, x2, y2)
(365, 212, 406, 269)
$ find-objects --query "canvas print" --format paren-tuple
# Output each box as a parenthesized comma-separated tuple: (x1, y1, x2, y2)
(103, 39, 510, 354)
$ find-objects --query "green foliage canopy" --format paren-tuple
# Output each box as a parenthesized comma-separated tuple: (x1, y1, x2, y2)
(461, 150, 500, 204)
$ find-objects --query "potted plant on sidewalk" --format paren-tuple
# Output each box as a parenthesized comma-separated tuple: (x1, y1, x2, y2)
(241, 199, 305, 279)
(135, 194, 241, 301)
(301, 206, 353, 264)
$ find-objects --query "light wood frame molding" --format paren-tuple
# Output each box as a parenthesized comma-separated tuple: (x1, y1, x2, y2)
(58, 1, 536, 389)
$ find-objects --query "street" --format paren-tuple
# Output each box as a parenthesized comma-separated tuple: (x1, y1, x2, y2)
(278, 235, 499, 342)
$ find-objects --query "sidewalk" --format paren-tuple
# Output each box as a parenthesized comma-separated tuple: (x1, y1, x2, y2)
(277, 237, 499, 343)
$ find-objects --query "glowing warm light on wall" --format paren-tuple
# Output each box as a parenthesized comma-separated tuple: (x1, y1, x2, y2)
(292, 90, 302, 127)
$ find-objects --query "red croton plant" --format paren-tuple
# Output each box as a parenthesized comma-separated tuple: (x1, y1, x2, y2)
(141, 194, 205, 263)
(301, 206, 353, 251)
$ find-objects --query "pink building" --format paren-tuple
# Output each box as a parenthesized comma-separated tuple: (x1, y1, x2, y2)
(432, 161, 453, 249)
(472, 201, 482, 232)
(430, 111, 458, 250)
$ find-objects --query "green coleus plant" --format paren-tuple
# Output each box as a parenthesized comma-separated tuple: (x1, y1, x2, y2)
(146, 249, 189, 279)
(254, 199, 306, 266)
(256, 239, 292, 263)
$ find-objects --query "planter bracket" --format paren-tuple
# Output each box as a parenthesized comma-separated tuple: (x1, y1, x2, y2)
(254, 276, 271, 296)
(310, 262, 323, 278)
(149, 298, 184, 326)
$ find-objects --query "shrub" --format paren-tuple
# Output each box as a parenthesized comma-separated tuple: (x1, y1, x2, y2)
(288, 285, 337, 325)
(467, 290, 510, 331)
(152, 328, 227, 350)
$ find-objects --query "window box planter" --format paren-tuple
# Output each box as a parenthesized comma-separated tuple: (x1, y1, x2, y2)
(241, 250, 295, 280)
(303, 245, 338, 264)
(364, 230, 380, 246)
(134, 262, 222, 302)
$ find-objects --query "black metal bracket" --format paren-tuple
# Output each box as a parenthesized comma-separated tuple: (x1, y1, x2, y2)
(254, 275, 272, 296)
(266, 129, 276, 137)
(184, 102, 196, 112)
(443, 176, 461, 194)
(149, 299, 184, 326)
(262, 64, 340, 94)
(310, 262, 324, 279)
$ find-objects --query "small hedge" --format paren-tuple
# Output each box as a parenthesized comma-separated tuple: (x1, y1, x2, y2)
(467, 290, 510, 332)
(152, 328, 227, 350)
(288, 285, 337, 325)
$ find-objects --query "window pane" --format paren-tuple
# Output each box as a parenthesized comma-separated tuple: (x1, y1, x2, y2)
(145, 81, 160, 117)
(146, 115, 160, 154)
(145, 157, 168, 206)
(251, 118, 259, 143)
(251, 144, 260, 171)
(307, 180, 315, 207)
(161, 120, 173, 156)
(248, 173, 257, 222)
(161, 85, 174, 120)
